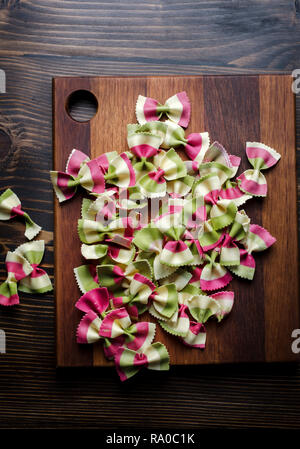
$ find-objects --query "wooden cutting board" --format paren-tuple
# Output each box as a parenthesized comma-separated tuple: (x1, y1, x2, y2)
(53, 75, 299, 367)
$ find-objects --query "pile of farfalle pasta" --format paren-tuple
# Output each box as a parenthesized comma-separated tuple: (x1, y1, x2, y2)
(50, 92, 280, 381)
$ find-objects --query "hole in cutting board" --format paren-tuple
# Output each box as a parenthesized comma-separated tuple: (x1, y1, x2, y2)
(66, 90, 98, 122)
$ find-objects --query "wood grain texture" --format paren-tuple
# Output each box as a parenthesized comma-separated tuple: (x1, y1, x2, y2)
(54, 77, 93, 367)
(0, 0, 299, 70)
(0, 0, 299, 430)
(54, 75, 299, 367)
(260, 76, 299, 362)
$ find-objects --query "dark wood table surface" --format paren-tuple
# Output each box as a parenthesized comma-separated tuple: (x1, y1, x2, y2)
(0, 0, 299, 430)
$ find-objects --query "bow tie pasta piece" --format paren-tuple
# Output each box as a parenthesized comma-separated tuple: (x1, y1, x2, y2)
(178, 285, 234, 324)
(243, 224, 276, 253)
(127, 127, 163, 181)
(50, 149, 105, 201)
(219, 180, 252, 207)
(133, 225, 177, 280)
(148, 283, 179, 320)
(219, 210, 250, 266)
(138, 149, 187, 198)
(198, 219, 225, 252)
(115, 342, 170, 382)
(14, 240, 53, 294)
(161, 120, 210, 161)
(229, 224, 276, 280)
(110, 273, 156, 319)
(76, 308, 126, 359)
(187, 294, 222, 323)
(180, 322, 206, 348)
(193, 173, 237, 230)
(127, 121, 167, 155)
(153, 212, 195, 267)
(136, 92, 190, 128)
(200, 250, 233, 291)
(0, 251, 33, 306)
(99, 307, 156, 357)
(103, 152, 136, 189)
(97, 259, 153, 291)
(78, 216, 137, 246)
(187, 291, 234, 323)
(237, 142, 281, 197)
(0, 240, 52, 305)
(0, 189, 41, 240)
(51, 150, 136, 202)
